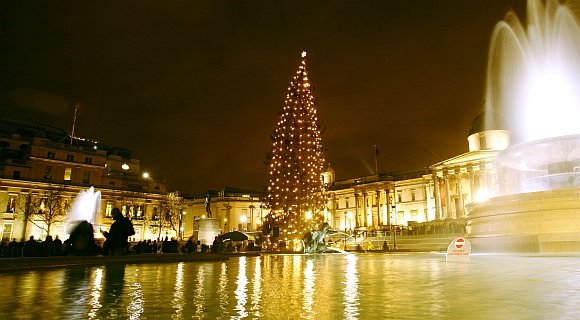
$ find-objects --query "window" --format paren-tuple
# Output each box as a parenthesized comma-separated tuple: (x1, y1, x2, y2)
(12, 171, 20, 179)
(411, 210, 419, 221)
(1, 223, 13, 242)
(47, 152, 55, 159)
(345, 198, 349, 208)
(397, 190, 402, 203)
(152, 206, 159, 220)
(5, 195, 16, 213)
(44, 166, 53, 180)
(411, 189, 416, 201)
(105, 201, 113, 217)
(85, 157, 92, 164)
(82, 171, 90, 184)
(64, 168, 72, 181)
(135, 206, 143, 219)
(66, 154, 74, 162)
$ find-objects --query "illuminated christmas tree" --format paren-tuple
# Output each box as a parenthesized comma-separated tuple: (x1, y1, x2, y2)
(265, 51, 327, 242)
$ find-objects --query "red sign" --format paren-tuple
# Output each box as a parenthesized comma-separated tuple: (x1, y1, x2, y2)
(446, 237, 471, 262)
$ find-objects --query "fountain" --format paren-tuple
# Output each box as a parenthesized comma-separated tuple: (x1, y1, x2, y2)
(66, 186, 102, 234)
(302, 223, 350, 254)
(467, 0, 580, 252)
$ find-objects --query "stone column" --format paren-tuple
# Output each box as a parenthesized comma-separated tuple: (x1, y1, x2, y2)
(444, 176, 452, 219)
(469, 168, 476, 203)
(362, 192, 368, 228)
(433, 176, 442, 221)
(376, 190, 382, 226)
(457, 173, 465, 218)
(354, 193, 360, 229)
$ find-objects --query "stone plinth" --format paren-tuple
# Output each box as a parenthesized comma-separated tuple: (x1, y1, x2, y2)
(466, 188, 580, 253)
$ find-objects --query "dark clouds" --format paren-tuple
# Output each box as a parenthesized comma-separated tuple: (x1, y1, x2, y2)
(0, 0, 527, 194)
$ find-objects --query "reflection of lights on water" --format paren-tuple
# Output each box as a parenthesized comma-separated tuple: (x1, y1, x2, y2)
(234, 256, 249, 319)
(251, 256, 262, 315)
(87, 268, 103, 319)
(127, 268, 145, 319)
(171, 262, 185, 319)
(302, 259, 315, 318)
(343, 254, 359, 320)
(193, 265, 208, 318)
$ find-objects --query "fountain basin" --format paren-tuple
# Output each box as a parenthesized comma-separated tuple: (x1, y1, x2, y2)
(467, 188, 580, 253)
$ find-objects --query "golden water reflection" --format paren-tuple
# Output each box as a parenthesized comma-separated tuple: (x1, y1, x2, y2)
(2, 254, 580, 319)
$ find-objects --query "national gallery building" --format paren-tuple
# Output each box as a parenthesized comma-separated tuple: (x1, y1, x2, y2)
(321, 113, 509, 234)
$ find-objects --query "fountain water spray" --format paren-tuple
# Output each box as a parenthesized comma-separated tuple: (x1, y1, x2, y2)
(484, 0, 580, 196)
(66, 186, 102, 234)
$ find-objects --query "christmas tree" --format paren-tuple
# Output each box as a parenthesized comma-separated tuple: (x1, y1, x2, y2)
(265, 52, 327, 243)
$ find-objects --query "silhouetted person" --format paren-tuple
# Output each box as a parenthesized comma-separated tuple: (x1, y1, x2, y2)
(382, 240, 389, 251)
(212, 236, 220, 253)
(9, 238, 19, 257)
(184, 236, 197, 253)
(67, 221, 96, 256)
(103, 208, 135, 256)
(41, 235, 55, 256)
(53, 235, 63, 256)
(23, 236, 39, 257)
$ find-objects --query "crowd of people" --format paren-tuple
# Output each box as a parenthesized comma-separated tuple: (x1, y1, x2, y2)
(0, 207, 136, 258)
(0, 206, 259, 258)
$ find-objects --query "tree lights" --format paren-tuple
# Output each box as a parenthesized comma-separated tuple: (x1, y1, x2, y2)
(264, 52, 327, 242)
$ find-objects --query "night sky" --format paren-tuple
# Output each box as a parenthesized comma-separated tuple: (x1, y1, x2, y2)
(0, 1, 527, 194)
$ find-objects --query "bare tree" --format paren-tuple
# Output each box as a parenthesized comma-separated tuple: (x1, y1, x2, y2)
(16, 185, 71, 238)
(158, 191, 186, 240)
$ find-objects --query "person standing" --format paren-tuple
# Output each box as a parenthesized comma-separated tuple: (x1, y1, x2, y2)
(103, 208, 135, 256)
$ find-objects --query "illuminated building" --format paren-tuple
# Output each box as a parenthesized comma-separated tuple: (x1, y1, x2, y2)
(189, 187, 265, 238)
(323, 111, 508, 232)
(0, 117, 175, 242)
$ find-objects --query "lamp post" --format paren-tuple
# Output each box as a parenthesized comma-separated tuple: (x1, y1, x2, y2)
(180, 210, 186, 240)
(249, 205, 255, 232)
(344, 211, 347, 249)
(391, 203, 397, 251)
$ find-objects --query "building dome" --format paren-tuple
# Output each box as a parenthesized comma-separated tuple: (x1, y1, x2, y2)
(467, 111, 510, 152)
(321, 165, 335, 186)
(468, 110, 506, 136)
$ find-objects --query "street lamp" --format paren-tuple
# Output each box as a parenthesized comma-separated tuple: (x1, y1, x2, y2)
(249, 205, 255, 231)
(391, 203, 397, 250)
(240, 215, 247, 231)
(178, 210, 186, 240)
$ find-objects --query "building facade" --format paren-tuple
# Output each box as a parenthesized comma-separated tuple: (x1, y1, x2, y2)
(322, 113, 510, 233)
(0, 117, 187, 243)
(190, 187, 265, 239)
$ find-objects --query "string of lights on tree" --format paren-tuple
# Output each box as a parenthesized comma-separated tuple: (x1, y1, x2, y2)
(265, 51, 327, 241)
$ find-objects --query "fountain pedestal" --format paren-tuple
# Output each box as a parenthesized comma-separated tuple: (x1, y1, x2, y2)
(467, 188, 580, 253)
